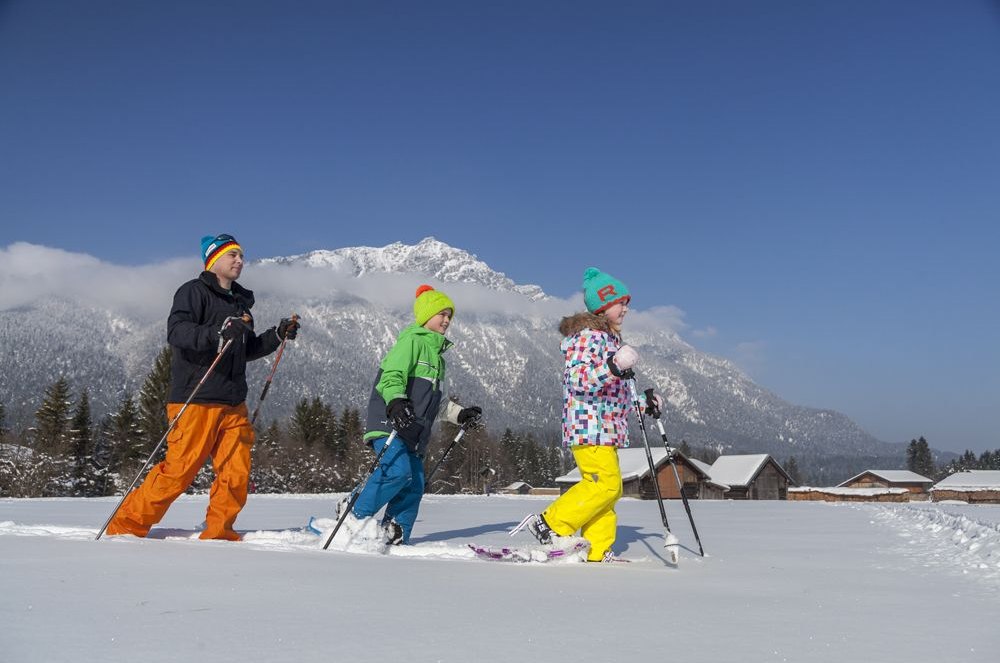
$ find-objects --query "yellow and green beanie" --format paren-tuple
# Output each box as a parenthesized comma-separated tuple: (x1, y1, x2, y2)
(201, 233, 242, 271)
(413, 284, 455, 326)
(583, 266, 630, 314)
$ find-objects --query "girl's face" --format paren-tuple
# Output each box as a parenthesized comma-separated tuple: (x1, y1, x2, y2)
(601, 299, 629, 329)
(424, 308, 453, 335)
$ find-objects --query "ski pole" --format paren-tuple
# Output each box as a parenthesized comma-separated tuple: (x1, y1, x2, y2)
(96, 334, 239, 540)
(250, 313, 298, 425)
(649, 411, 705, 556)
(321, 430, 399, 550)
(628, 378, 680, 564)
(425, 419, 475, 486)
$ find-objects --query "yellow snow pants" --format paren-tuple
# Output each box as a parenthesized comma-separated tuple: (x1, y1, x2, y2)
(543, 445, 623, 561)
(106, 403, 254, 541)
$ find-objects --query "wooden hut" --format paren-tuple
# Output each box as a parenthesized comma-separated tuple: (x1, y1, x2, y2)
(706, 454, 793, 500)
(931, 470, 1000, 503)
(498, 481, 533, 495)
(555, 448, 716, 499)
(838, 470, 933, 496)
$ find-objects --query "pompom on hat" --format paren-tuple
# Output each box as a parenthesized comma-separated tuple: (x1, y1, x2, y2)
(201, 233, 242, 271)
(582, 267, 630, 314)
(413, 284, 455, 326)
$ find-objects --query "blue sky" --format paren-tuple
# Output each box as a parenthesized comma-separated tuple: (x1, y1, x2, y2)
(1, 1, 998, 452)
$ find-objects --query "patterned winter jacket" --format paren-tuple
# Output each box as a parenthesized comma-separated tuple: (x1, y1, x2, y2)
(559, 312, 635, 448)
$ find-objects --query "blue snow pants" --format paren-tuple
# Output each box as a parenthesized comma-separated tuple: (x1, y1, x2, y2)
(352, 436, 425, 543)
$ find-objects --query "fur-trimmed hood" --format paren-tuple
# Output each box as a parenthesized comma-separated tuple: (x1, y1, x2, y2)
(558, 311, 614, 338)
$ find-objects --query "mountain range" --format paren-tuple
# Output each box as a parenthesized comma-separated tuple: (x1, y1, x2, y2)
(0, 237, 905, 465)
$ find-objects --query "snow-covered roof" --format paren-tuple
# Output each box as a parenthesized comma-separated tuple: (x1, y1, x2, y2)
(686, 458, 730, 490)
(838, 470, 933, 487)
(501, 482, 531, 490)
(689, 458, 713, 476)
(790, 486, 910, 497)
(555, 448, 708, 483)
(708, 454, 776, 487)
(932, 470, 1000, 491)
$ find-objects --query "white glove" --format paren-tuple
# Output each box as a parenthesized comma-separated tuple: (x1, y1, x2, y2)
(613, 345, 639, 371)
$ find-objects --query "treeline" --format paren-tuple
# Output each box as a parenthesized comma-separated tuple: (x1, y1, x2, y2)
(908, 435, 1000, 479)
(0, 348, 568, 498)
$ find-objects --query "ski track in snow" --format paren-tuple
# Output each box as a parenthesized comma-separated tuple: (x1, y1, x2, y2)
(0, 518, 588, 564)
(859, 504, 1000, 583)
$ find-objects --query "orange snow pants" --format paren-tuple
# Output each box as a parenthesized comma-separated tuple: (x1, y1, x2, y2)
(106, 402, 254, 541)
(543, 445, 623, 561)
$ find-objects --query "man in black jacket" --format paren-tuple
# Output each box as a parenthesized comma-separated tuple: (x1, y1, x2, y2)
(107, 233, 299, 540)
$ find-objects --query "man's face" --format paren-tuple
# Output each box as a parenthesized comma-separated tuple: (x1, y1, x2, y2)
(211, 248, 244, 282)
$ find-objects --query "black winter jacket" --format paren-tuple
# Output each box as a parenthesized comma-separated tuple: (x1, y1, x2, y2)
(167, 272, 280, 405)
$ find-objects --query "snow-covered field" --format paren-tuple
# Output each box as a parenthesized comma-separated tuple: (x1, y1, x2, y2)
(2, 494, 999, 662)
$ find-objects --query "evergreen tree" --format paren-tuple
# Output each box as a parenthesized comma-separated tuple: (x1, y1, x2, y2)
(69, 389, 99, 495)
(785, 456, 802, 485)
(678, 439, 692, 457)
(915, 436, 935, 478)
(104, 393, 145, 491)
(0, 400, 8, 443)
(290, 398, 329, 447)
(34, 377, 73, 455)
(906, 439, 918, 473)
(138, 346, 172, 451)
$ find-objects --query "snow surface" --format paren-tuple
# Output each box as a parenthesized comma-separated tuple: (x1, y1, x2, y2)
(2, 494, 1000, 662)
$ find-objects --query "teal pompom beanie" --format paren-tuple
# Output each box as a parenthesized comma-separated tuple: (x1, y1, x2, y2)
(582, 267, 630, 314)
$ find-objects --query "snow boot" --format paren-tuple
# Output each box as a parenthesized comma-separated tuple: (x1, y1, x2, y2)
(512, 513, 561, 546)
(382, 518, 404, 545)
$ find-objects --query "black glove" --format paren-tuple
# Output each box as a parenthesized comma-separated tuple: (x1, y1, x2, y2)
(606, 353, 635, 381)
(457, 406, 482, 426)
(386, 398, 417, 432)
(643, 388, 662, 419)
(277, 317, 299, 340)
(219, 315, 249, 343)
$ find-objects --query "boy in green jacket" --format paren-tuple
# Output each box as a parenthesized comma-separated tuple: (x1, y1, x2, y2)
(348, 284, 481, 544)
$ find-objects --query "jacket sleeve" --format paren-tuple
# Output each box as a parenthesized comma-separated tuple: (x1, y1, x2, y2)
(246, 326, 281, 362)
(376, 336, 416, 404)
(564, 330, 614, 396)
(166, 283, 218, 352)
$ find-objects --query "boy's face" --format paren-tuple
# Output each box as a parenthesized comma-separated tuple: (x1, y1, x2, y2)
(423, 308, 452, 335)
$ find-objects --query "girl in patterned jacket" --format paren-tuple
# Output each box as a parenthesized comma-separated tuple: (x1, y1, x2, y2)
(516, 267, 662, 562)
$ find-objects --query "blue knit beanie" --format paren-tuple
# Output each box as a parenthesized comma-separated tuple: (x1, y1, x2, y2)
(582, 267, 630, 314)
(201, 233, 242, 270)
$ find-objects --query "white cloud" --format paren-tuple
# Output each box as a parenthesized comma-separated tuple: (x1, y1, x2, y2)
(0, 243, 193, 321)
(691, 325, 718, 339)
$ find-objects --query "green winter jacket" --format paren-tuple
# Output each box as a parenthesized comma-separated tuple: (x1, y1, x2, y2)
(363, 324, 453, 454)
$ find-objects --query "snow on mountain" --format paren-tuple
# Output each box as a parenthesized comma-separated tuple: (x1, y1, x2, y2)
(0, 238, 901, 462)
(260, 236, 547, 301)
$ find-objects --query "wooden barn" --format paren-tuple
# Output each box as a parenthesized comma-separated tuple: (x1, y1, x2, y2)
(555, 448, 718, 499)
(705, 454, 793, 500)
(498, 481, 533, 495)
(930, 470, 1000, 503)
(838, 470, 933, 495)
